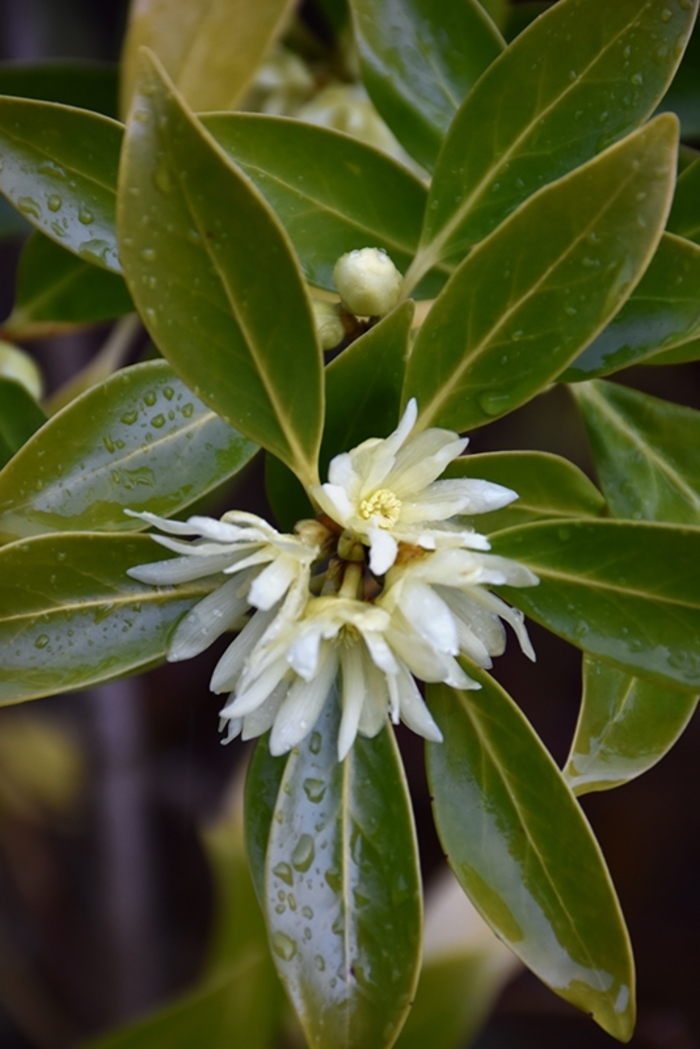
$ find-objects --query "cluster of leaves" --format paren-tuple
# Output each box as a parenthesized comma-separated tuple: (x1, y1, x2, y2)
(0, 0, 699, 1046)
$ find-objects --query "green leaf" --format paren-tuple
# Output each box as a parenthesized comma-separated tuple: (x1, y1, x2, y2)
(0, 378, 46, 469)
(409, 0, 697, 281)
(264, 695, 421, 1049)
(490, 519, 700, 691)
(120, 0, 295, 116)
(444, 451, 606, 534)
(118, 52, 323, 488)
(561, 233, 700, 380)
(201, 113, 446, 296)
(0, 97, 122, 271)
(503, 1, 551, 41)
(476, 0, 507, 29)
(5, 232, 133, 338)
(657, 13, 700, 138)
(426, 669, 634, 1041)
(572, 380, 700, 524)
(244, 735, 288, 904)
(667, 157, 700, 244)
(0, 360, 257, 544)
(565, 655, 697, 795)
(0, 60, 118, 118)
(403, 116, 678, 433)
(349, 0, 504, 172)
(322, 302, 413, 471)
(0, 532, 211, 704)
(642, 334, 700, 365)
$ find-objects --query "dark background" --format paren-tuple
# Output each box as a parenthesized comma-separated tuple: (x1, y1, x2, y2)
(0, 1, 699, 1047)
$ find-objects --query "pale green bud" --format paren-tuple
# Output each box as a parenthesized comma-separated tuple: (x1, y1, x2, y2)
(0, 341, 43, 399)
(311, 300, 345, 350)
(333, 247, 402, 317)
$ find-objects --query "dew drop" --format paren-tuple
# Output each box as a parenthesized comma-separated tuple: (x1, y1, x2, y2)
(163, 386, 174, 401)
(478, 391, 512, 417)
(272, 862, 293, 886)
(309, 731, 322, 754)
(103, 435, 116, 453)
(141, 247, 157, 261)
(153, 166, 173, 194)
(120, 410, 138, 425)
(78, 207, 94, 225)
(181, 403, 194, 418)
(18, 197, 41, 219)
(661, 7, 673, 20)
(292, 834, 315, 873)
(47, 194, 62, 212)
(144, 390, 157, 407)
(34, 634, 50, 649)
(314, 955, 326, 972)
(271, 932, 297, 962)
(151, 413, 166, 429)
(325, 869, 342, 893)
(301, 906, 314, 919)
(631, 72, 644, 86)
(303, 777, 326, 803)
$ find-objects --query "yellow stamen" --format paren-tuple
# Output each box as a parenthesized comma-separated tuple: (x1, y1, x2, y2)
(359, 488, 402, 528)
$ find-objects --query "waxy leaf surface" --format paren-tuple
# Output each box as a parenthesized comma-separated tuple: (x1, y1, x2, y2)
(264, 698, 421, 1049)
(404, 117, 677, 433)
(0, 379, 46, 469)
(410, 0, 697, 278)
(6, 232, 133, 337)
(350, 0, 504, 171)
(565, 655, 697, 795)
(0, 360, 257, 543)
(120, 0, 294, 115)
(491, 519, 700, 691)
(445, 451, 605, 534)
(667, 157, 700, 243)
(322, 302, 413, 471)
(0, 532, 210, 704)
(563, 234, 700, 380)
(201, 114, 446, 296)
(427, 670, 634, 1041)
(118, 54, 323, 487)
(573, 380, 700, 525)
(0, 98, 122, 271)
(657, 14, 700, 138)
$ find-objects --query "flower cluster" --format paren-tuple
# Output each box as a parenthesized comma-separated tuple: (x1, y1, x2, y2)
(128, 400, 537, 760)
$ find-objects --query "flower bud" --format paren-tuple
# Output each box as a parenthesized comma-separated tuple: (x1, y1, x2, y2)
(333, 247, 402, 317)
(311, 300, 345, 350)
(0, 340, 43, 399)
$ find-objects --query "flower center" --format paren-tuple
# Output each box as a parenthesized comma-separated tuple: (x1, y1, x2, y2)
(359, 488, 402, 528)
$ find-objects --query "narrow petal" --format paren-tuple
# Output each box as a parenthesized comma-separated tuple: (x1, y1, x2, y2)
(368, 527, 398, 575)
(210, 606, 278, 693)
(169, 576, 250, 661)
(394, 664, 443, 742)
(287, 625, 324, 680)
(220, 656, 290, 718)
(401, 581, 459, 655)
(312, 482, 354, 524)
(357, 655, 389, 738)
(124, 509, 206, 535)
(248, 555, 298, 610)
(240, 682, 288, 740)
(388, 431, 467, 494)
(338, 643, 367, 760)
(219, 714, 242, 745)
(269, 650, 338, 755)
(127, 552, 234, 584)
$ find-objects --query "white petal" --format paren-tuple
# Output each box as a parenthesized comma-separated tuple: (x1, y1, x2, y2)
(401, 581, 459, 655)
(219, 714, 242, 744)
(269, 650, 338, 754)
(220, 656, 290, 718)
(169, 577, 250, 661)
(338, 643, 367, 760)
(368, 527, 398, 575)
(287, 626, 323, 680)
(312, 482, 354, 525)
(124, 509, 206, 535)
(357, 656, 389, 738)
(240, 682, 288, 740)
(248, 555, 298, 610)
(127, 552, 235, 584)
(389, 431, 467, 494)
(394, 664, 443, 742)
(209, 606, 278, 693)
(477, 555, 539, 588)
(436, 586, 505, 659)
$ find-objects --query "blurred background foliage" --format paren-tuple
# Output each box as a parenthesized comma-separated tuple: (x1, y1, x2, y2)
(0, 1, 699, 1047)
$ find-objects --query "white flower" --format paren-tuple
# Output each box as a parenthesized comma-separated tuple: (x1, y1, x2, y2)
(310, 398, 517, 575)
(378, 547, 538, 689)
(217, 577, 443, 761)
(126, 509, 324, 664)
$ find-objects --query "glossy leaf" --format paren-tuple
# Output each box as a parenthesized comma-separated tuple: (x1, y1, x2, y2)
(503, 1, 551, 41)
(572, 380, 700, 524)
(0, 532, 212, 704)
(264, 695, 421, 1049)
(403, 116, 678, 433)
(118, 53, 323, 488)
(0, 60, 118, 118)
(490, 519, 700, 692)
(244, 734, 288, 904)
(120, 0, 294, 116)
(477, 0, 507, 28)
(201, 113, 447, 296)
(322, 302, 413, 471)
(427, 669, 635, 1041)
(0, 98, 122, 271)
(350, 0, 504, 172)
(562, 233, 700, 380)
(642, 334, 700, 365)
(444, 451, 605, 534)
(0, 379, 46, 469)
(667, 157, 700, 244)
(408, 0, 697, 282)
(657, 13, 700, 138)
(5, 232, 133, 338)
(565, 655, 697, 795)
(0, 360, 258, 544)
